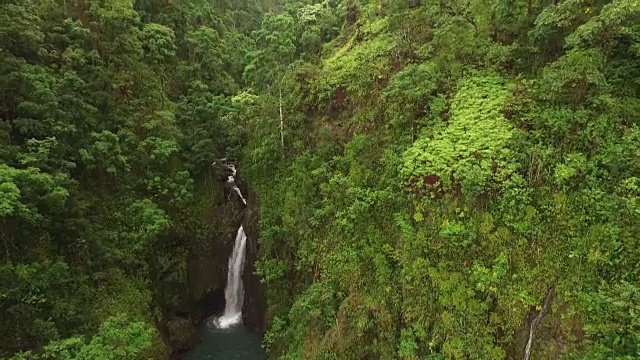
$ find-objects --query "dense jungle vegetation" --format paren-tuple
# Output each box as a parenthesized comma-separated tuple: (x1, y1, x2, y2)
(1, 0, 639, 359)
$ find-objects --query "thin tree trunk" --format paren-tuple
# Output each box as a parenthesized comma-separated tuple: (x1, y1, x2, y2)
(279, 87, 284, 154)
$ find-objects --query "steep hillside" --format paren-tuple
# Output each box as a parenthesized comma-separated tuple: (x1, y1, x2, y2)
(242, 1, 640, 359)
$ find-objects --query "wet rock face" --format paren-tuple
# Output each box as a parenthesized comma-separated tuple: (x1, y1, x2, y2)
(167, 317, 200, 352)
(187, 168, 245, 324)
(195, 286, 225, 322)
(210, 160, 266, 332)
(187, 229, 226, 312)
(155, 180, 240, 355)
(158, 162, 266, 355)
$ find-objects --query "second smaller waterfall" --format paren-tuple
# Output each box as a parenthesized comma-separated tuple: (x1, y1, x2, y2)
(226, 163, 246, 205)
(213, 226, 247, 329)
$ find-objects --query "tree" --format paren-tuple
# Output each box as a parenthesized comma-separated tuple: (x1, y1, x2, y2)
(8, 314, 155, 360)
(244, 12, 296, 152)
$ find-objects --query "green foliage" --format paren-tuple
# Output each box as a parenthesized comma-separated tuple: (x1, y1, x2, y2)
(0, 0, 262, 358)
(0, 164, 69, 222)
(175, 84, 231, 173)
(471, 253, 508, 293)
(122, 199, 171, 255)
(244, 12, 297, 90)
(529, 0, 588, 44)
(0, 261, 80, 352)
(540, 48, 606, 105)
(289, 281, 337, 326)
(74, 315, 155, 360)
(313, 17, 395, 105)
(402, 76, 515, 197)
(383, 61, 441, 141)
(8, 314, 155, 360)
(294, 1, 345, 59)
(79, 131, 130, 175)
(4, 0, 640, 359)
(0, 181, 20, 216)
(181, 26, 239, 94)
(141, 23, 176, 65)
(246, 1, 640, 360)
(565, 0, 640, 52)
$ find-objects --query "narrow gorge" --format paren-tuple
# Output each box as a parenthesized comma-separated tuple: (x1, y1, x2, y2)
(183, 162, 265, 359)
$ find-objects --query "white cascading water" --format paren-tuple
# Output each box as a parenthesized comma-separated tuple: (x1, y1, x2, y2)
(211, 161, 248, 329)
(214, 226, 248, 328)
(226, 163, 247, 205)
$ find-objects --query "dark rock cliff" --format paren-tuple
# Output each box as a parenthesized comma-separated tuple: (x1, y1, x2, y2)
(154, 165, 265, 356)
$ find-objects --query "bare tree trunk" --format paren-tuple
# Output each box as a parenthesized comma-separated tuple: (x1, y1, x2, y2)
(524, 288, 555, 360)
(279, 87, 284, 154)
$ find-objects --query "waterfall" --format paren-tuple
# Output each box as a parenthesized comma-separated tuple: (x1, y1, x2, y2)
(226, 163, 247, 205)
(209, 159, 249, 329)
(214, 226, 248, 329)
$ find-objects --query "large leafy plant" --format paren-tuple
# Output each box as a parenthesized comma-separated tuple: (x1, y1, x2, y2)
(402, 76, 516, 199)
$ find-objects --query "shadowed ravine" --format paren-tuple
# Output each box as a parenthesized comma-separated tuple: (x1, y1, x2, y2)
(184, 161, 265, 359)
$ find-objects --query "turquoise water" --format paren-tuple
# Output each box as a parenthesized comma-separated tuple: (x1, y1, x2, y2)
(183, 321, 266, 360)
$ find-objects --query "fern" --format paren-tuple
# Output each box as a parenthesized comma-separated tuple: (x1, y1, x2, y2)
(402, 76, 515, 198)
